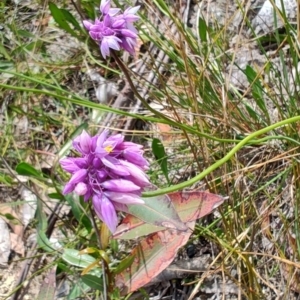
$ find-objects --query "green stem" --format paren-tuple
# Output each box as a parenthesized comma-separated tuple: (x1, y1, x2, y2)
(3, 73, 299, 146)
(0, 81, 254, 144)
(142, 115, 300, 197)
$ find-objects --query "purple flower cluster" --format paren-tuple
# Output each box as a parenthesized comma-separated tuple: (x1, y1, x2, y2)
(60, 130, 150, 233)
(83, 0, 140, 58)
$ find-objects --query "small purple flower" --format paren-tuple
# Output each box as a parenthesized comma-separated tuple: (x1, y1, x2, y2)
(60, 130, 150, 233)
(83, 0, 140, 58)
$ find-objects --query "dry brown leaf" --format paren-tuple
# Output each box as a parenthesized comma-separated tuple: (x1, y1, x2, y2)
(133, 37, 143, 60)
(34, 16, 51, 27)
(260, 200, 272, 239)
(0, 203, 23, 235)
(281, 262, 300, 293)
(0, 218, 10, 267)
(156, 123, 173, 143)
(10, 233, 25, 256)
(0, 203, 25, 256)
(279, 233, 300, 293)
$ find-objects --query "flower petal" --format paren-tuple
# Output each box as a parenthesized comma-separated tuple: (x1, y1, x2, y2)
(95, 130, 111, 157)
(123, 149, 149, 168)
(63, 182, 74, 194)
(100, 36, 122, 58)
(92, 194, 118, 233)
(100, 0, 110, 15)
(69, 169, 88, 185)
(112, 19, 125, 28)
(102, 179, 141, 192)
(90, 31, 101, 40)
(96, 169, 108, 182)
(84, 188, 93, 202)
(104, 36, 121, 50)
(120, 160, 150, 187)
(60, 158, 80, 173)
(83, 20, 94, 30)
(124, 6, 140, 16)
(105, 191, 144, 205)
(120, 29, 137, 38)
(101, 156, 130, 176)
(119, 37, 135, 54)
(74, 182, 88, 195)
(121, 141, 143, 149)
(107, 8, 121, 16)
(73, 130, 92, 154)
(103, 134, 124, 150)
(100, 40, 110, 58)
(106, 134, 124, 143)
(112, 202, 128, 212)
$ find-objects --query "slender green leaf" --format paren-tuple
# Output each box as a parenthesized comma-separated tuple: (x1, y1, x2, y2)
(60, 9, 82, 31)
(62, 249, 97, 269)
(0, 173, 13, 185)
(49, 2, 79, 38)
(0, 45, 11, 60)
(81, 274, 103, 290)
(152, 138, 169, 183)
(16, 162, 42, 177)
(67, 279, 90, 300)
(48, 192, 64, 201)
(37, 198, 54, 252)
(245, 65, 269, 119)
(198, 17, 207, 42)
(113, 254, 135, 274)
(152, 0, 171, 17)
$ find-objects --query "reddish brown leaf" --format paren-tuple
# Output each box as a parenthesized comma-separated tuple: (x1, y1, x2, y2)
(128, 193, 188, 231)
(115, 221, 195, 295)
(169, 191, 224, 222)
(114, 191, 225, 294)
(114, 214, 156, 240)
(114, 191, 224, 239)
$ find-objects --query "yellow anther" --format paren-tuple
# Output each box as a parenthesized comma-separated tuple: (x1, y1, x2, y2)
(105, 145, 113, 153)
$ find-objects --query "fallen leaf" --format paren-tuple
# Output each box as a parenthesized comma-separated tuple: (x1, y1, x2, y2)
(128, 193, 188, 232)
(0, 203, 24, 256)
(156, 123, 173, 143)
(169, 190, 224, 222)
(0, 217, 10, 267)
(281, 233, 300, 293)
(114, 214, 162, 240)
(34, 16, 51, 26)
(115, 221, 195, 295)
(281, 262, 300, 293)
(114, 191, 225, 294)
(114, 191, 224, 239)
(10, 232, 25, 256)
